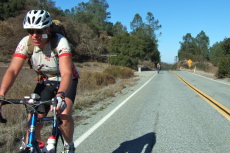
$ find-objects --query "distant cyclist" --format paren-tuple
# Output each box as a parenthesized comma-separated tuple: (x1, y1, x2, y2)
(157, 63, 161, 74)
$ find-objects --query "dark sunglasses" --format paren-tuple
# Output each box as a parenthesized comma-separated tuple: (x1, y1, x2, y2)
(27, 29, 44, 35)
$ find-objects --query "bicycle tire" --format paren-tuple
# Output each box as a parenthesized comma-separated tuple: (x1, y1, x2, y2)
(55, 130, 65, 153)
(18, 147, 30, 153)
(19, 146, 41, 153)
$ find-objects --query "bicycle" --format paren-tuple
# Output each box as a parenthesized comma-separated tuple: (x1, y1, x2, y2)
(156, 63, 161, 74)
(157, 67, 160, 74)
(0, 93, 65, 153)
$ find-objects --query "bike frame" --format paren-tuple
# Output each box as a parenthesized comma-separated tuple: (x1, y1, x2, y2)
(0, 98, 63, 153)
(26, 106, 61, 153)
(27, 114, 41, 153)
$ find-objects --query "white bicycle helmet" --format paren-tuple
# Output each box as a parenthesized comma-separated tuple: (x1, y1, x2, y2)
(23, 10, 52, 29)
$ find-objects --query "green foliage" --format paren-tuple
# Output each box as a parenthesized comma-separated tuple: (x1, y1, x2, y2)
(140, 36, 160, 62)
(217, 56, 230, 78)
(112, 21, 127, 36)
(209, 38, 230, 78)
(109, 34, 160, 69)
(0, 0, 26, 20)
(195, 30, 209, 60)
(67, 0, 111, 33)
(130, 13, 143, 31)
(209, 41, 224, 66)
(178, 31, 210, 61)
(145, 12, 162, 38)
(194, 62, 210, 72)
(221, 38, 230, 55)
(130, 12, 162, 40)
(109, 34, 141, 68)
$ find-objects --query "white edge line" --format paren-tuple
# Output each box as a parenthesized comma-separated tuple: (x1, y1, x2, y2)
(74, 73, 157, 147)
(187, 71, 230, 86)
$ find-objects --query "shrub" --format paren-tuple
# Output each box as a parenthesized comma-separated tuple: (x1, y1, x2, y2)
(78, 70, 116, 93)
(217, 57, 230, 78)
(194, 62, 210, 72)
(94, 72, 115, 86)
(103, 65, 134, 79)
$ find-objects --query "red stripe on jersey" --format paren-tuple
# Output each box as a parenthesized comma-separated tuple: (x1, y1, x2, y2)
(59, 53, 71, 58)
(14, 53, 27, 59)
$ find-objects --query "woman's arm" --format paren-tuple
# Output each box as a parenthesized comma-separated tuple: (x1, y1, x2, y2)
(57, 55, 72, 96)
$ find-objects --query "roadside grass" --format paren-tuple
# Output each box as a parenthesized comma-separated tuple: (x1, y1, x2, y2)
(0, 62, 135, 152)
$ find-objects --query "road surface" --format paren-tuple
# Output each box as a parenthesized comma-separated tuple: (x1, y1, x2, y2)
(73, 70, 230, 153)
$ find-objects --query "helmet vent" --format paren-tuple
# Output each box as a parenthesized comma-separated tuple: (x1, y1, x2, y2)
(28, 17, 31, 24)
(43, 21, 49, 26)
(32, 17, 35, 24)
(36, 17, 42, 25)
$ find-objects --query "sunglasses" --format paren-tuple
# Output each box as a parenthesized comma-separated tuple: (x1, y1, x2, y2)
(27, 29, 45, 35)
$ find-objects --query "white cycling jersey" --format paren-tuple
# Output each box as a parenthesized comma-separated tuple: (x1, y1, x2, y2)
(14, 33, 80, 81)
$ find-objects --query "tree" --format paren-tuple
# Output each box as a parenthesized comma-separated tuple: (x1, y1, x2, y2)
(178, 33, 196, 61)
(89, 0, 111, 30)
(217, 56, 230, 78)
(140, 36, 160, 62)
(130, 13, 147, 37)
(0, 0, 26, 20)
(221, 38, 230, 55)
(37, 0, 55, 10)
(73, 0, 111, 32)
(209, 41, 223, 66)
(145, 12, 162, 39)
(178, 31, 210, 61)
(74, 2, 93, 23)
(109, 33, 160, 69)
(112, 21, 127, 36)
(36, 0, 64, 16)
(195, 30, 210, 60)
(109, 34, 145, 69)
(130, 13, 143, 32)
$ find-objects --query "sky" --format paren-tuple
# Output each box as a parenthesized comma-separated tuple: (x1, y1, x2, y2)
(55, 0, 230, 64)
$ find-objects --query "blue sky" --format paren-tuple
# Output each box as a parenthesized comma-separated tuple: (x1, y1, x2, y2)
(55, 0, 230, 64)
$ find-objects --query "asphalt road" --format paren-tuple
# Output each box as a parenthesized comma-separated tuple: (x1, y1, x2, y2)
(73, 70, 230, 153)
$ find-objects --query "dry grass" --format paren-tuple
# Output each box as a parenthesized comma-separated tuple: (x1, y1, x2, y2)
(0, 62, 135, 152)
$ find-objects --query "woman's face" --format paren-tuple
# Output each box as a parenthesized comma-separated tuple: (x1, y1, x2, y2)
(27, 28, 50, 48)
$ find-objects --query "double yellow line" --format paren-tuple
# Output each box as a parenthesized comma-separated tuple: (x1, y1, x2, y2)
(171, 70, 230, 121)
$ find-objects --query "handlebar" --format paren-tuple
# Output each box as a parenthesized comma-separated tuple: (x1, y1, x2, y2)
(0, 96, 58, 123)
(0, 99, 56, 105)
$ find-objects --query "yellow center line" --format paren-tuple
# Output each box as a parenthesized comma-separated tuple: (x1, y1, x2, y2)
(170, 70, 230, 121)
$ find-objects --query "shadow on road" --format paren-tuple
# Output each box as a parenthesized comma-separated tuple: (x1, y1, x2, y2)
(140, 67, 153, 71)
(112, 132, 156, 153)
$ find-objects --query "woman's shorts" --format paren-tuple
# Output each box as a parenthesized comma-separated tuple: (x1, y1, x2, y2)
(26, 78, 78, 115)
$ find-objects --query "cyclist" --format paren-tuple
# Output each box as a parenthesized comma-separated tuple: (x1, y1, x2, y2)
(157, 63, 161, 74)
(0, 10, 79, 153)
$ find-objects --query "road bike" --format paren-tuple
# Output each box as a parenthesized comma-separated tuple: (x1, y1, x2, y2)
(0, 93, 65, 153)
(157, 67, 160, 74)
